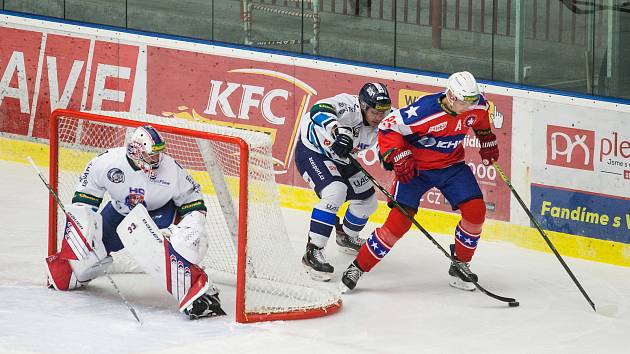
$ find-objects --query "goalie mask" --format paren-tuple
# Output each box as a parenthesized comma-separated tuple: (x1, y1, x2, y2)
(127, 125, 166, 178)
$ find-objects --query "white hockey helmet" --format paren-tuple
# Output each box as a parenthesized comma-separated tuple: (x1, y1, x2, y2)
(445, 71, 480, 105)
(126, 125, 166, 177)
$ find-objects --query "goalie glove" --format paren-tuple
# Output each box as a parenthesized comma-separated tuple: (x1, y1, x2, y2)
(330, 126, 354, 158)
(476, 130, 499, 166)
(163, 210, 209, 264)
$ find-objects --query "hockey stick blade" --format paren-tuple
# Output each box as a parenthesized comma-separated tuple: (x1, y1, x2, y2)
(27, 156, 144, 324)
(349, 156, 517, 305)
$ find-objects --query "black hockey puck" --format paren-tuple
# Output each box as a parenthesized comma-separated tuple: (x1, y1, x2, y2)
(508, 301, 520, 307)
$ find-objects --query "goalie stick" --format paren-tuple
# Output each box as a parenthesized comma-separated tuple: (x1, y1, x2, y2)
(27, 157, 143, 324)
(348, 156, 518, 306)
(494, 162, 596, 312)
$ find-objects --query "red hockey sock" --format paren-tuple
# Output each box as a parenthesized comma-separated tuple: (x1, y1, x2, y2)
(453, 198, 485, 262)
(453, 222, 481, 262)
(355, 207, 415, 272)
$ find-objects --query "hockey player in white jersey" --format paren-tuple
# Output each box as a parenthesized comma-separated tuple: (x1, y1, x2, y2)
(45, 125, 225, 319)
(295, 82, 392, 281)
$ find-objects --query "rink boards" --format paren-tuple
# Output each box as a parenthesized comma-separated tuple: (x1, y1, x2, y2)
(0, 13, 629, 266)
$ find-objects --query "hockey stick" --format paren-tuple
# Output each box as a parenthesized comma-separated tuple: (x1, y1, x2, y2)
(27, 157, 143, 324)
(348, 156, 518, 306)
(493, 162, 596, 312)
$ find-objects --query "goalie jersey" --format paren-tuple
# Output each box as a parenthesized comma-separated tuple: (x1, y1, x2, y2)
(299, 93, 383, 165)
(72, 147, 206, 216)
(378, 92, 492, 170)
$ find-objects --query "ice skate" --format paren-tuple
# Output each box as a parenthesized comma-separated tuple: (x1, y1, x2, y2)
(184, 292, 226, 320)
(335, 218, 364, 255)
(302, 243, 334, 282)
(340, 261, 364, 293)
(448, 244, 477, 291)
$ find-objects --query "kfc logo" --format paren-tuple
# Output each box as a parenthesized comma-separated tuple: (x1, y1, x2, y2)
(546, 125, 595, 171)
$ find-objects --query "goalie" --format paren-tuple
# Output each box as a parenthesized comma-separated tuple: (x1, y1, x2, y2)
(45, 125, 226, 319)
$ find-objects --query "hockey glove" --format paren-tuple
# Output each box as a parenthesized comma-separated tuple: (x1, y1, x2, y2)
(387, 149, 415, 183)
(477, 131, 499, 166)
(330, 126, 354, 158)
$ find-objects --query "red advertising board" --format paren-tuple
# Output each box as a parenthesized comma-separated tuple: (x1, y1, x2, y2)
(0, 24, 513, 221)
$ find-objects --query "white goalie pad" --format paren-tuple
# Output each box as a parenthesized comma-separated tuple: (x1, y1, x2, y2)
(46, 204, 110, 290)
(64, 204, 107, 260)
(116, 204, 211, 311)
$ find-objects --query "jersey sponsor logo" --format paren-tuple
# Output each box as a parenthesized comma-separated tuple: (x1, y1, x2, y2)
(72, 192, 102, 207)
(310, 103, 336, 116)
(133, 219, 163, 244)
(411, 134, 463, 152)
(79, 162, 93, 187)
(436, 139, 462, 150)
(356, 142, 371, 150)
(179, 200, 206, 214)
(324, 203, 339, 212)
(323, 160, 341, 177)
(415, 135, 437, 148)
(546, 125, 595, 171)
(352, 125, 361, 138)
(125, 187, 147, 209)
(308, 157, 326, 181)
(338, 105, 358, 115)
(149, 178, 171, 186)
(185, 175, 201, 193)
(351, 175, 370, 188)
(107, 168, 125, 183)
(428, 121, 447, 133)
(349, 172, 373, 194)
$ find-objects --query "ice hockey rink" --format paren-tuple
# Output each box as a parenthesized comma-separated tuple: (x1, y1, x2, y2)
(0, 159, 628, 354)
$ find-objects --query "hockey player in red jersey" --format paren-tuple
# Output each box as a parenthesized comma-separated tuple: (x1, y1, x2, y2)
(340, 71, 500, 292)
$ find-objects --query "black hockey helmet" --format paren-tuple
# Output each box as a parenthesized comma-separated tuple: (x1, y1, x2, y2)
(358, 83, 392, 112)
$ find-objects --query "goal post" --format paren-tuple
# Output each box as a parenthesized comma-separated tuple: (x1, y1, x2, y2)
(48, 109, 342, 323)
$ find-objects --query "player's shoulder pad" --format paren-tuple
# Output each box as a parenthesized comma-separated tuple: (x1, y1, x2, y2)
(310, 102, 337, 117)
(397, 93, 443, 125)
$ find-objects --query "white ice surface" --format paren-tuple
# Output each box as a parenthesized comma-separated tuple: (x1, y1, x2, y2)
(0, 160, 628, 354)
